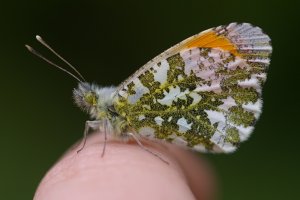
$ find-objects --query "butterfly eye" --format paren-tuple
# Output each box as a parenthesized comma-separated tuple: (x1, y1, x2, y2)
(84, 92, 97, 106)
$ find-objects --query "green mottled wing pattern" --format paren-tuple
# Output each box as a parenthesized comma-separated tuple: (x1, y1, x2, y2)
(113, 23, 272, 152)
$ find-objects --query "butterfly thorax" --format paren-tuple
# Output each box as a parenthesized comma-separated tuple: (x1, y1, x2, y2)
(73, 83, 129, 135)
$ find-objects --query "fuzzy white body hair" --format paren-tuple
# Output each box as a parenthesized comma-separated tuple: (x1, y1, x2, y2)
(73, 82, 117, 120)
(91, 85, 116, 118)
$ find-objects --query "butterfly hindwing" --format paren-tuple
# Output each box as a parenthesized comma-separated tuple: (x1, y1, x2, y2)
(113, 23, 272, 153)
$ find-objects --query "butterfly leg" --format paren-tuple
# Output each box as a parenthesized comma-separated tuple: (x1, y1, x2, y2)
(101, 120, 108, 157)
(77, 120, 101, 153)
(127, 132, 169, 164)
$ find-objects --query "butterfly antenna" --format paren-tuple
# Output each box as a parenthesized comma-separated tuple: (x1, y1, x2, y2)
(25, 44, 83, 83)
(35, 35, 86, 82)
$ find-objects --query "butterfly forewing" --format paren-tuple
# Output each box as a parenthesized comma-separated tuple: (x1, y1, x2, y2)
(113, 23, 272, 153)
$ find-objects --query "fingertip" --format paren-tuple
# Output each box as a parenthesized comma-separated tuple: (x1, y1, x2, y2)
(34, 133, 215, 200)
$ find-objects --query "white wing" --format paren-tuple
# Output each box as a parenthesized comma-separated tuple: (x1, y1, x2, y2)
(114, 23, 272, 153)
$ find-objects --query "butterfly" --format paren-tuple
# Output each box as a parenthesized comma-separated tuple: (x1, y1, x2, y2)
(27, 23, 272, 162)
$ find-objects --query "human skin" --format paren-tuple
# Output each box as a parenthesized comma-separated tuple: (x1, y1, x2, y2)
(34, 132, 216, 200)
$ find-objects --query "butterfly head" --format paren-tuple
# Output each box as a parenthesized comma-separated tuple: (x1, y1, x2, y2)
(73, 82, 117, 120)
(73, 82, 98, 115)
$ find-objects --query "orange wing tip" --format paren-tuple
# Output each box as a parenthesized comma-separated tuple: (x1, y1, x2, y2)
(184, 23, 272, 59)
(185, 29, 240, 56)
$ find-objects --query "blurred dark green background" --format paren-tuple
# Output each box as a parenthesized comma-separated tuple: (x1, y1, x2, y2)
(0, 0, 299, 199)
